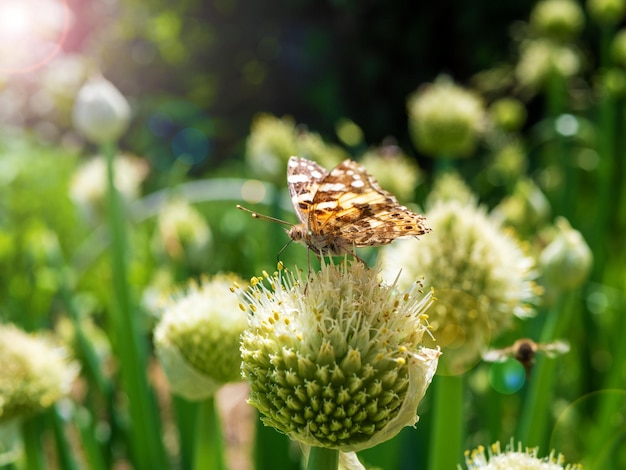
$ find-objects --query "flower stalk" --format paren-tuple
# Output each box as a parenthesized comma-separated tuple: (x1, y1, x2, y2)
(428, 374, 465, 470)
(102, 141, 166, 467)
(307, 447, 339, 470)
(193, 398, 225, 470)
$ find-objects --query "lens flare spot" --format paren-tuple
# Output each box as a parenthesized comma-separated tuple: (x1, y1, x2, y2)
(0, 0, 71, 74)
(241, 179, 267, 204)
(488, 359, 526, 394)
(172, 128, 210, 165)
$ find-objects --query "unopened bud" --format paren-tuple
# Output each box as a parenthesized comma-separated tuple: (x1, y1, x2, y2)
(73, 75, 131, 144)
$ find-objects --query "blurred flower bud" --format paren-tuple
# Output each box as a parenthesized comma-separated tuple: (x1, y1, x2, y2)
(425, 171, 474, 207)
(0, 325, 78, 423)
(335, 118, 365, 148)
(151, 198, 212, 268)
(493, 178, 551, 234)
(72, 75, 131, 144)
(587, 0, 626, 25)
(360, 143, 422, 202)
(486, 141, 529, 186)
(380, 198, 537, 375)
(245, 114, 298, 184)
(612, 29, 626, 66)
(597, 68, 626, 98)
(516, 39, 582, 91)
(69, 153, 149, 222)
(489, 98, 528, 132)
(540, 217, 592, 290)
(296, 130, 349, 171)
(530, 0, 585, 41)
(154, 274, 248, 400)
(407, 77, 486, 158)
(245, 114, 349, 184)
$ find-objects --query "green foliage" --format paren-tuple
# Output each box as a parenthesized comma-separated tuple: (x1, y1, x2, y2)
(3, 1, 626, 469)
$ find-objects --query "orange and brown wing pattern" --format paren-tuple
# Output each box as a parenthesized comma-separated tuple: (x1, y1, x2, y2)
(308, 159, 430, 247)
(287, 156, 328, 226)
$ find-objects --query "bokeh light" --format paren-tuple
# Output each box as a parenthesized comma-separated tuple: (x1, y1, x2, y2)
(551, 390, 626, 467)
(488, 359, 526, 394)
(0, 0, 70, 74)
(139, 100, 215, 171)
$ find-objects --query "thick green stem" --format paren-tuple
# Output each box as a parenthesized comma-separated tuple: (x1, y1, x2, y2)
(307, 447, 338, 470)
(102, 142, 166, 468)
(49, 406, 78, 470)
(21, 416, 44, 470)
(428, 374, 465, 470)
(254, 420, 297, 470)
(518, 291, 576, 448)
(193, 397, 225, 470)
(73, 408, 107, 470)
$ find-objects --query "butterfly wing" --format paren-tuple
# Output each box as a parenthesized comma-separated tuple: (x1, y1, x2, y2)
(287, 156, 328, 225)
(309, 160, 430, 246)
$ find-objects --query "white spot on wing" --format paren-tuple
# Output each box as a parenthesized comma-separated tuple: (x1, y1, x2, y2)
(316, 201, 339, 210)
(351, 179, 365, 188)
(288, 174, 310, 183)
(320, 182, 346, 192)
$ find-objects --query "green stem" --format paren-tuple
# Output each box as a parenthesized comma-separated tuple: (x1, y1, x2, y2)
(102, 142, 166, 468)
(588, 280, 626, 462)
(433, 157, 454, 175)
(174, 397, 197, 470)
(193, 397, 224, 470)
(49, 406, 78, 470)
(21, 416, 44, 470)
(517, 291, 576, 448)
(307, 447, 338, 470)
(428, 374, 465, 470)
(73, 408, 108, 470)
(254, 420, 297, 470)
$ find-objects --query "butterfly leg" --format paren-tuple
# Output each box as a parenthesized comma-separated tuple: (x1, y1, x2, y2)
(345, 244, 368, 267)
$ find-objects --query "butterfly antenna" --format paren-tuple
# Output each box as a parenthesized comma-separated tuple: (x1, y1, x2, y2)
(236, 204, 293, 226)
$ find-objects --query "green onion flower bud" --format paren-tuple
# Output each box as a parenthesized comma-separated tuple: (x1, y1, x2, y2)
(425, 171, 474, 207)
(379, 198, 537, 375)
(486, 142, 529, 187)
(489, 98, 528, 133)
(612, 29, 626, 66)
(245, 114, 349, 184)
(597, 68, 626, 98)
(70, 153, 149, 221)
(154, 274, 248, 400)
(530, 0, 585, 41)
(245, 113, 298, 184)
(493, 178, 551, 235)
(539, 217, 592, 290)
(407, 77, 485, 158)
(151, 198, 212, 268)
(360, 144, 422, 203)
(0, 325, 78, 423)
(463, 440, 582, 469)
(516, 39, 582, 91)
(72, 75, 131, 144)
(238, 262, 439, 451)
(587, 0, 626, 25)
(297, 130, 349, 171)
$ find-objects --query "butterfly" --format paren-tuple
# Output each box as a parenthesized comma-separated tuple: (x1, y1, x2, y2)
(279, 156, 430, 257)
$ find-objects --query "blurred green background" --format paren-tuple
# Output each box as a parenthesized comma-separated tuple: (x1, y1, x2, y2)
(1, 0, 625, 469)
